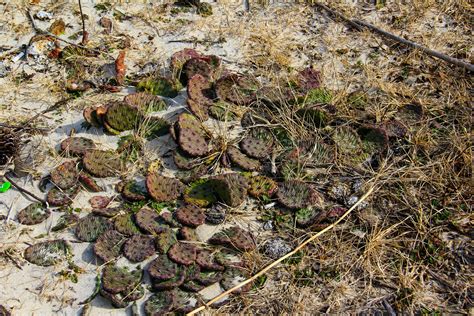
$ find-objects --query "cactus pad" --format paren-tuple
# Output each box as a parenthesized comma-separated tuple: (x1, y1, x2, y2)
(24, 239, 71, 266)
(144, 291, 176, 316)
(357, 125, 389, 154)
(52, 213, 79, 232)
(135, 207, 169, 235)
(105, 101, 141, 132)
(83, 106, 103, 127)
(152, 267, 186, 291)
(176, 113, 209, 157)
(89, 196, 111, 209)
(175, 204, 205, 228)
(173, 149, 198, 170)
(75, 214, 112, 242)
(146, 172, 185, 202)
(220, 267, 252, 294)
(171, 48, 202, 74)
(181, 58, 212, 85)
(155, 228, 178, 254)
(181, 280, 206, 292)
(148, 254, 178, 281)
(83, 150, 122, 178)
(196, 249, 225, 271)
(17, 202, 50, 225)
(92, 207, 122, 218)
(78, 173, 104, 192)
(247, 175, 278, 198)
(178, 227, 199, 241)
(120, 180, 148, 202)
(137, 77, 180, 98)
(240, 128, 274, 160)
(46, 186, 79, 206)
(209, 226, 255, 251)
(60, 137, 96, 157)
(187, 74, 214, 106)
(114, 213, 141, 236)
(295, 206, 323, 228)
(93, 230, 127, 262)
(211, 173, 249, 207)
(174, 290, 202, 314)
(332, 127, 368, 164)
(195, 270, 223, 286)
(123, 234, 156, 262)
(296, 105, 329, 128)
(124, 92, 167, 113)
(168, 242, 197, 265)
(205, 204, 226, 225)
(100, 285, 144, 308)
(208, 101, 238, 121)
(227, 146, 262, 171)
(184, 178, 218, 208)
(50, 161, 79, 189)
(215, 74, 257, 105)
(187, 98, 209, 121)
(276, 180, 323, 210)
(102, 264, 142, 294)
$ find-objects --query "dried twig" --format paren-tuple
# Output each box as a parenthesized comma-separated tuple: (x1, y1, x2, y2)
(3, 171, 46, 205)
(314, 2, 474, 72)
(187, 185, 376, 315)
(78, 0, 88, 44)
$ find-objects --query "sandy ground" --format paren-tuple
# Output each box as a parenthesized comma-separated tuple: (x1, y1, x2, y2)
(0, 0, 472, 315)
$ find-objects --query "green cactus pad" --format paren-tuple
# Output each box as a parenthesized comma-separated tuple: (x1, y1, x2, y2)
(46, 186, 79, 206)
(104, 101, 141, 132)
(148, 254, 178, 281)
(120, 180, 148, 202)
(155, 228, 178, 254)
(295, 206, 323, 228)
(176, 113, 209, 157)
(114, 213, 141, 236)
(135, 207, 169, 234)
(175, 204, 205, 228)
(247, 175, 278, 198)
(178, 227, 199, 241)
(75, 214, 113, 242)
(211, 173, 249, 207)
(209, 226, 255, 251)
(295, 105, 329, 128)
(102, 264, 142, 294)
(357, 125, 389, 154)
(196, 249, 225, 271)
(184, 178, 218, 208)
(83, 150, 122, 178)
(51, 213, 79, 232)
(60, 137, 96, 157)
(276, 180, 323, 210)
(240, 128, 274, 160)
(168, 242, 197, 266)
(144, 291, 176, 316)
(332, 127, 368, 164)
(78, 173, 104, 192)
(187, 98, 209, 121)
(99, 284, 144, 308)
(93, 229, 127, 262)
(137, 77, 180, 98)
(17, 202, 50, 225)
(176, 164, 208, 184)
(151, 267, 186, 291)
(215, 74, 257, 105)
(220, 267, 252, 294)
(123, 234, 156, 262)
(146, 172, 185, 202)
(124, 92, 168, 113)
(24, 239, 71, 266)
(195, 270, 223, 286)
(227, 146, 262, 171)
(174, 290, 202, 314)
(50, 161, 79, 190)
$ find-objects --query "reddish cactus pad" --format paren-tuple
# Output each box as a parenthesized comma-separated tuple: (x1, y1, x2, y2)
(175, 204, 205, 228)
(168, 242, 197, 265)
(123, 234, 156, 262)
(146, 172, 185, 202)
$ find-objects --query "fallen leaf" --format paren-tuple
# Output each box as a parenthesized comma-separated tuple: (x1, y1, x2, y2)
(49, 19, 66, 36)
(115, 50, 126, 85)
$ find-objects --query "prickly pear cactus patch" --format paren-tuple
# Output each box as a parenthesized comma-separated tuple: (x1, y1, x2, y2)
(175, 204, 205, 228)
(144, 291, 176, 316)
(276, 180, 323, 210)
(83, 150, 122, 178)
(168, 242, 197, 265)
(75, 214, 112, 242)
(227, 146, 262, 171)
(93, 229, 127, 262)
(24, 239, 71, 266)
(247, 175, 278, 199)
(123, 234, 156, 262)
(50, 161, 79, 190)
(240, 128, 274, 160)
(146, 172, 185, 202)
(102, 264, 142, 294)
(124, 92, 167, 113)
(211, 173, 249, 207)
(60, 137, 96, 157)
(17, 202, 50, 225)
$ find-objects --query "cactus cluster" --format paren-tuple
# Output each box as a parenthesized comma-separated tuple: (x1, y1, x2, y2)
(17, 202, 50, 225)
(24, 239, 71, 266)
(60, 137, 96, 157)
(146, 172, 185, 202)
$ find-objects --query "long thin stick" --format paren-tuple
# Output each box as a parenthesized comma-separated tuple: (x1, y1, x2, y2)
(3, 171, 46, 205)
(314, 2, 474, 72)
(187, 185, 376, 315)
(78, 0, 88, 44)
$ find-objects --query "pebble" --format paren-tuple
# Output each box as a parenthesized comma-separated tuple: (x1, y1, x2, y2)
(263, 238, 292, 259)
